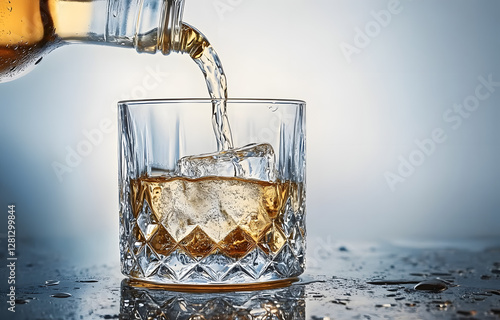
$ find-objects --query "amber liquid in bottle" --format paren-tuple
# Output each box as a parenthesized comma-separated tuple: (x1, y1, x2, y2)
(0, 0, 58, 81)
(0, 0, 233, 149)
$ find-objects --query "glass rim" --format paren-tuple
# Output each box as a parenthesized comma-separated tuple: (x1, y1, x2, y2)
(118, 98, 306, 106)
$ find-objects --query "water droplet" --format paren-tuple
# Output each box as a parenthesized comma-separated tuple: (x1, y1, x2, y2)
(375, 303, 396, 308)
(433, 300, 452, 309)
(409, 273, 428, 277)
(330, 299, 348, 305)
(45, 280, 60, 286)
(457, 310, 477, 316)
(430, 272, 452, 276)
(76, 279, 98, 283)
(481, 275, 491, 280)
(338, 246, 348, 252)
(491, 308, 500, 315)
(405, 303, 417, 307)
(414, 279, 449, 292)
(7, 7, 12, 12)
(50, 293, 72, 298)
(367, 279, 420, 285)
(15, 299, 29, 304)
(35, 57, 43, 65)
(487, 290, 500, 295)
(491, 268, 500, 274)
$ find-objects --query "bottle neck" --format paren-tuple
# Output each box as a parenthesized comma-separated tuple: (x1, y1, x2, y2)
(53, 0, 185, 55)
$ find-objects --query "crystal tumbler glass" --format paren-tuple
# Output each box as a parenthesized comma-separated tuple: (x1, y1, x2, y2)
(118, 99, 306, 289)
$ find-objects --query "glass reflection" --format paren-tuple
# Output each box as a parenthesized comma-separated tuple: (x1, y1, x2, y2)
(120, 279, 305, 319)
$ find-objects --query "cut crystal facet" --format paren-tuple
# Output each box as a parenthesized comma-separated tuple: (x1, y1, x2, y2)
(179, 226, 217, 260)
(220, 227, 256, 259)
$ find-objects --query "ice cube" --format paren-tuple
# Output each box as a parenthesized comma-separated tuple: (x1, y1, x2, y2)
(176, 143, 277, 181)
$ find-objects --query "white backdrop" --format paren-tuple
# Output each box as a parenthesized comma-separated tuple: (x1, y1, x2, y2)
(1, 0, 499, 245)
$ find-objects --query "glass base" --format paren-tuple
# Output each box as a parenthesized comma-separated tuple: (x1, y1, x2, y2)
(125, 277, 299, 293)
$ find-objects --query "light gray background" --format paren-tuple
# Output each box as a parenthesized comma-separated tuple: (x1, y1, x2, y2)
(1, 0, 499, 247)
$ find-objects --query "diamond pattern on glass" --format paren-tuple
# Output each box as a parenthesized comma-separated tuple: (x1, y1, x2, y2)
(162, 248, 196, 280)
(239, 247, 269, 279)
(200, 249, 235, 281)
(220, 226, 256, 259)
(179, 226, 217, 260)
(221, 264, 254, 282)
(129, 178, 144, 218)
(137, 201, 159, 240)
(274, 244, 295, 277)
(289, 225, 305, 259)
(259, 222, 286, 254)
(149, 224, 177, 257)
(183, 265, 217, 283)
(137, 244, 160, 277)
(279, 199, 297, 237)
(121, 176, 305, 284)
(239, 210, 271, 241)
(130, 224, 145, 256)
(129, 261, 144, 279)
(155, 263, 177, 281)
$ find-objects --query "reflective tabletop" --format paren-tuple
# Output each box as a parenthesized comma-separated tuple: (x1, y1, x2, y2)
(1, 236, 499, 319)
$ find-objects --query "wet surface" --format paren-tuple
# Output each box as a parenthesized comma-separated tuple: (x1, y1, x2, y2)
(1, 237, 499, 319)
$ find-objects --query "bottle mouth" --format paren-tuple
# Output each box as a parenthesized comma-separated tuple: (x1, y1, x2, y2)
(160, 0, 185, 55)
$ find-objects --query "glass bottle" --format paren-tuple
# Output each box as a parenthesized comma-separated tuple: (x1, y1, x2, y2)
(0, 0, 187, 82)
